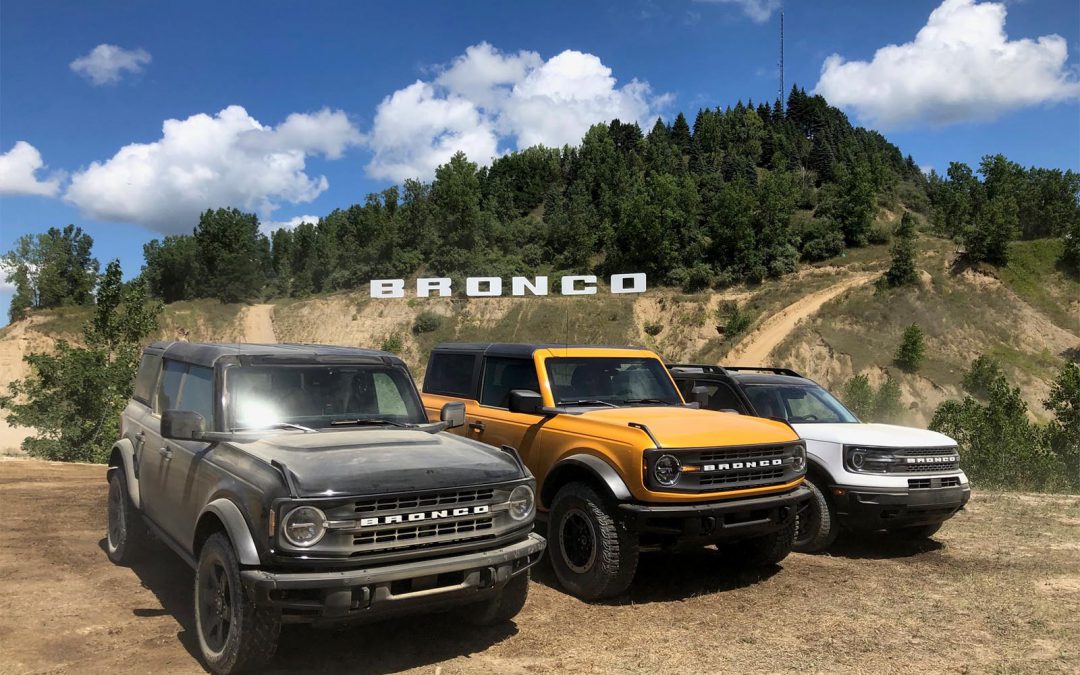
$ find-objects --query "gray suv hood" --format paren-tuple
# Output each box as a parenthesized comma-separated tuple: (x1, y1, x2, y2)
(231, 429, 523, 497)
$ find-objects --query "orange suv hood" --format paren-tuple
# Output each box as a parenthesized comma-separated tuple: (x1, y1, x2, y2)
(576, 406, 799, 448)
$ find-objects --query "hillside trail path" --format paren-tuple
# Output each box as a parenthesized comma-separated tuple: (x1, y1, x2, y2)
(726, 272, 878, 366)
(240, 304, 277, 343)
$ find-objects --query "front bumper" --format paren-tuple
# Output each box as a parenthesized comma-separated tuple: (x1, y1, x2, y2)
(241, 533, 545, 624)
(617, 485, 811, 544)
(833, 484, 970, 531)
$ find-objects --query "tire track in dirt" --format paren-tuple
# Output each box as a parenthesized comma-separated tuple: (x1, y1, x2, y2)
(240, 304, 277, 343)
(725, 272, 878, 366)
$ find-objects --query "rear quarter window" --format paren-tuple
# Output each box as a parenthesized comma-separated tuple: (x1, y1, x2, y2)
(132, 353, 162, 405)
(424, 353, 477, 398)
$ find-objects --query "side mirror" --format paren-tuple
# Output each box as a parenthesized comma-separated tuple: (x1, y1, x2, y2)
(691, 385, 710, 409)
(508, 390, 544, 415)
(440, 402, 466, 429)
(161, 409, 207, 441)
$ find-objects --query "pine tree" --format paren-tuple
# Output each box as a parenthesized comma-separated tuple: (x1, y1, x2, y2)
(884, 212, 918, 286)
(895, 323, 925, 373)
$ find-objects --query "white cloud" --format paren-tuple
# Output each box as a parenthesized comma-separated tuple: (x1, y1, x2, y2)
(814, 0, 1080, 128)
(365, 42, 668, 182)
(262, 214, 320, 235)
(0, 141, 62, 197)
(64, 105, 362, 234)
(70, 44, 151, 85)
(694, 0, 781, 23)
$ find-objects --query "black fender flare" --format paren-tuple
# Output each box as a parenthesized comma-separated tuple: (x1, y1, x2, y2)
(108, 439, 141, 510)
(200, 498, 261, 566)
(545, 453, 632, 504)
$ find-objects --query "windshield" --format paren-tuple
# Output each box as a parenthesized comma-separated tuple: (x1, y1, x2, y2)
(743, 383, 859, 424)
(224, 364, 426, 430)
(545, 357, 682, 407)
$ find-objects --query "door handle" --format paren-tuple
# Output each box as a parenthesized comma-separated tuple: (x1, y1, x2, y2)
(469, 420, 486, 432)
(158, 447, 173, 460)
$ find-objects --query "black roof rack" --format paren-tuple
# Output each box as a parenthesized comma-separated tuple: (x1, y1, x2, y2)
(665, 363, 728, 375)
(722, 366, 804, 378)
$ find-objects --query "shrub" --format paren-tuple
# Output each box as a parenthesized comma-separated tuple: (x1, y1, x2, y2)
(884, 212, 918, 287)
(643, 322, 663, 337)
(841, 374, 874, 419)
(895, 323, 925, 372)
(718, 301, 754, 338)
(0, 261, 162, 463)
(412, 311, 443, 335)
(380, 334, 404, 354)
(874, 376, 904, 423)
(962, 355, 1005, 399)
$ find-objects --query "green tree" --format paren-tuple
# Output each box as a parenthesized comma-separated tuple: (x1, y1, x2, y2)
(841, 374, 874, 419)
(895, 323, 925, 372)
(873, 376, 904, 423)
(962, 355, 1006, 399)
(963, 195, 1019, 265)
(193, 208, 268, 303)
(142, 235, 199, 302)
(0, 261, 162, 463)
(1043, 363, 1080, 485)
(884, 212, 918, 287)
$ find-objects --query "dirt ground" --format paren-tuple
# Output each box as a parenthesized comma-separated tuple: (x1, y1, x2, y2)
(1, 459, 1078, 675)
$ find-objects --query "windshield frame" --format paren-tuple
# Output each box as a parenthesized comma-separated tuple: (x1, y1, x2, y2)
(543, 356, 683, 408)
(222, 362, 428, 431)
(742, 382, 860, 424)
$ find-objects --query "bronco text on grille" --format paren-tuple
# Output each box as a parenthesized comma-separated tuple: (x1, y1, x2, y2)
(643, 443, 805, 492)
(303, 484, 529, 558)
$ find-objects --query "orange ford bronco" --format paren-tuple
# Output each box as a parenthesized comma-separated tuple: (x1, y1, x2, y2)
(421, 343, 810, 599)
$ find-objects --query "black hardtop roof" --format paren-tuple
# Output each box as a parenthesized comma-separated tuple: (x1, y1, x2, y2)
(667, 363, 815, 386)
(432, 342, 649, 358)
(145, 341, 402, 369)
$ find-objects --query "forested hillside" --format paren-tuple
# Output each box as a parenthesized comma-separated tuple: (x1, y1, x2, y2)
(5, 87, 1077, 318)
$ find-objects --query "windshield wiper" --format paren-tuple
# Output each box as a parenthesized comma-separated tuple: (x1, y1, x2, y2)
(622, 398, 671, 405)
(558, 399, 620, 408)
(232, 422, 317, 433)
(329, 419, 415, 428)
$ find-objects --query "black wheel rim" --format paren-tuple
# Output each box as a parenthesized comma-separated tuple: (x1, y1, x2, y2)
(559, 508, 597, 574)
(199, 560, 233, 653)
(795, 497, 819, 546)
(107, 478, 125, 551)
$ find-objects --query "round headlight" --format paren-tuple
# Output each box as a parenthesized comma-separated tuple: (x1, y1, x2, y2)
(792, 446, 806, 472)
(507, 485, 535, 521)
(850, 450, 866, 469)
(281, 506, 327, 548)
(654, 454, 681, 487)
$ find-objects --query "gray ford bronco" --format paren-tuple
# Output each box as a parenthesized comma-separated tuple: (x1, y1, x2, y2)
(106, 342, 545, 674)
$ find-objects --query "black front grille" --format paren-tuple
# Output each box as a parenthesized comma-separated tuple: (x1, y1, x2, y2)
(699, 467, 785, 487)
(644, 443, 804, 493)
(354, 488, 495, 514)
(353, 516, 496, 546)
(890, 447, 960, 473)
(698, 446, 787, 463)
(909, 476, 962, 490)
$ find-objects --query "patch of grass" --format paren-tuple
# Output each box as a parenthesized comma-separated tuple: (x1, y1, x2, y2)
(32, 305, 93, 338)
(998, 239, 1079, 333)
(157, 299, 245, 341)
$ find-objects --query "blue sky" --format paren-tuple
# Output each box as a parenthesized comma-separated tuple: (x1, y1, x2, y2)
(1, 0, 1078, 323)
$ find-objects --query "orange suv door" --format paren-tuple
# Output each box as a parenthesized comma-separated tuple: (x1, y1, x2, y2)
(470, 356, 545, 458)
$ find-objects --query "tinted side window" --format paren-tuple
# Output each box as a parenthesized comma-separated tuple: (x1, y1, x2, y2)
(157, 360, 185, 412)
(424, 353, 477, 398)
(481, 357, 540, 408)
(702, 382, 743, 412)
(179, 366, 215, 424)
(133, 354, 162, 405)
(675, 378, 696, 398)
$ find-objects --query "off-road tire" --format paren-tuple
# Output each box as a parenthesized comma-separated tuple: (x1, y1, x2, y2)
(890, 522, 943, 541)
(792, 477, 839, 553)
(106, 469, 149, 564)
(731, 517, 797, 568)
(461, 570, 530, 626)
(195, 532, 280, 675)
(548, 482, 638, 600)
